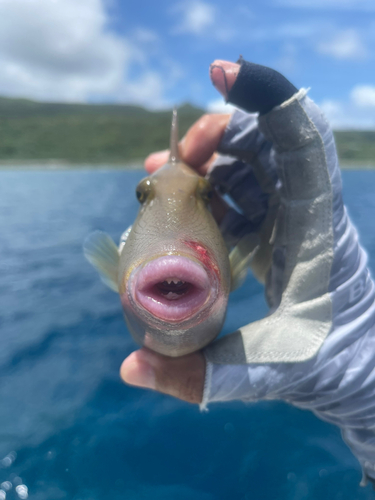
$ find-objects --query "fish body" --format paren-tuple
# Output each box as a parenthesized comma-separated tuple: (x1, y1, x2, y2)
(85, 110, 256, 357)
(119, 158, 231, 356)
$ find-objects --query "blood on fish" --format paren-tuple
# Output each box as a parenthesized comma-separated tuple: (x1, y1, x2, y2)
(184, 240, 220, 278)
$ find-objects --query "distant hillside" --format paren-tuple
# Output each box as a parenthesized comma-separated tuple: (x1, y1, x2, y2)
(334, 130, 375, 167)
(0, 96, 374, 166)
(0, 97, 203, 164)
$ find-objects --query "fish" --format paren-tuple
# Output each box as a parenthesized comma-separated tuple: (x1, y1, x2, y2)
(84, 109, 258, 357)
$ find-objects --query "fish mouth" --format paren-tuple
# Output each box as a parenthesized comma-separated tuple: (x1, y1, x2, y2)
(131, 256, 215, 322)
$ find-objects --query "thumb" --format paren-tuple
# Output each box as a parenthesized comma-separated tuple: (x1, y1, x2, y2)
(210, 58, 297, 114)
(120, 348, 206, 404)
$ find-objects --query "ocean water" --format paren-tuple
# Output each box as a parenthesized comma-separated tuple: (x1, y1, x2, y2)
(0, 169, 375, 500)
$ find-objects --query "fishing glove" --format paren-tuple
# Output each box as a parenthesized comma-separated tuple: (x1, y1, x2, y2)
(204, 58, 375, 486)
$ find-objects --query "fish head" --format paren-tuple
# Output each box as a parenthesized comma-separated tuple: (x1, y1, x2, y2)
(118, 157, 231, 357)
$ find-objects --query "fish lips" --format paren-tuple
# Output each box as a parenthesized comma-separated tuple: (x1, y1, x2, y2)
(126, 255, 219, 325)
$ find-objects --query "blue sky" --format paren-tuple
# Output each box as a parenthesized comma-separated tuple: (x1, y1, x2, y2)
(0, 0, 374, 128)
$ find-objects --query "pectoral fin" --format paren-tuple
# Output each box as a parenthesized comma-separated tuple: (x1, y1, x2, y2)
(229, 233, 259, 291)
(83, 231, 120, 292)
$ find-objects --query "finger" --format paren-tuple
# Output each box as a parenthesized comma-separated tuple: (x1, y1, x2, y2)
(182, 114, 230, 175)
(216, 58, 297, 114)
(199, 152, 218, 173)
(144, 59, 241, 176)
(120, 348, 206, 404)
(209, 59, 240, 99)
(144, 149, 169, 174)
(145, 114, 231, 176)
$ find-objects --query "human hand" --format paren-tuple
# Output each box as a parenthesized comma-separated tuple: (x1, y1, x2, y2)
(120, 57, 303, 402)
(119, 62, 238, 403)
(120, 58, 375, 485)
(121, 57, 342, 405)
(120, 61, 242, 403)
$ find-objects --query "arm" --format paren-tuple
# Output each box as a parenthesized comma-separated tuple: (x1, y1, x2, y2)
(122, 58, 375, 485)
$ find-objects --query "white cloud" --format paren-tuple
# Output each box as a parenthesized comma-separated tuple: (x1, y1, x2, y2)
(274, 43, 298, 74)
(351, 85, 375, 108)
(320, 100, 346, 128)
(237, 21, 324, 44)
(206, 98, 237, 114)
(236, 4, 256, 21)
(207, 90, 375, 128)
(133, 28, 160, 44)
(236, 5, 254, 19)
(320, 97, 375, 129)
(317, 29, 367, 60)
(171, 1, 216, 35)
(214, 27, 236, 42)
(0, 0, 170, 107)
(276, 0, 375, 10)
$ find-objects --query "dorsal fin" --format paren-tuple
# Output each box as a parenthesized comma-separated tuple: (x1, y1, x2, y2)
(169, 107, 180, 164)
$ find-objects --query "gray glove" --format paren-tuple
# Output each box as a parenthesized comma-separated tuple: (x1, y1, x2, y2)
(202, 60, 375, 486)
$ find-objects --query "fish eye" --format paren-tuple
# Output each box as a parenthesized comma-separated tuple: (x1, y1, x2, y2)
(197, 178, 214, 204)
(136, 178, 152, 204)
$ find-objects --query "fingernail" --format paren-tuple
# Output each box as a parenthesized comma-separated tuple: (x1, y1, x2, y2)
(121, 352, 156, 389)
(209, 60, 240, 99)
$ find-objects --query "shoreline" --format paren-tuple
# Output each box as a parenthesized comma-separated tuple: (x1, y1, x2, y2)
(339, 161, 375, 170)
(0, 159, 374, 171)
(0, 160, 144, 171)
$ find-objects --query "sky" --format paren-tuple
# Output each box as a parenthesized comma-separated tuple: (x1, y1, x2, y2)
(0, 0, 374, 128)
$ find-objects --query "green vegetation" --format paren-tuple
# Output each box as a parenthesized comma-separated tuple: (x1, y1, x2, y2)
(0, 97, 203, 165)
(0, 96, 374, 167)
(334, 131, 375, 168)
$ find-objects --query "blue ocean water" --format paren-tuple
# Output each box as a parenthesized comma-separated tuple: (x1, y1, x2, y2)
(0, 168, 375, 500)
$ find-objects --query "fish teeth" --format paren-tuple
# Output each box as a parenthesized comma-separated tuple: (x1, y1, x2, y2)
(165, 278, 185, 285)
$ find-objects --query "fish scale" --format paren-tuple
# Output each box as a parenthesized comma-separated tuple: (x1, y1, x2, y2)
(84, 109, 258, 357)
